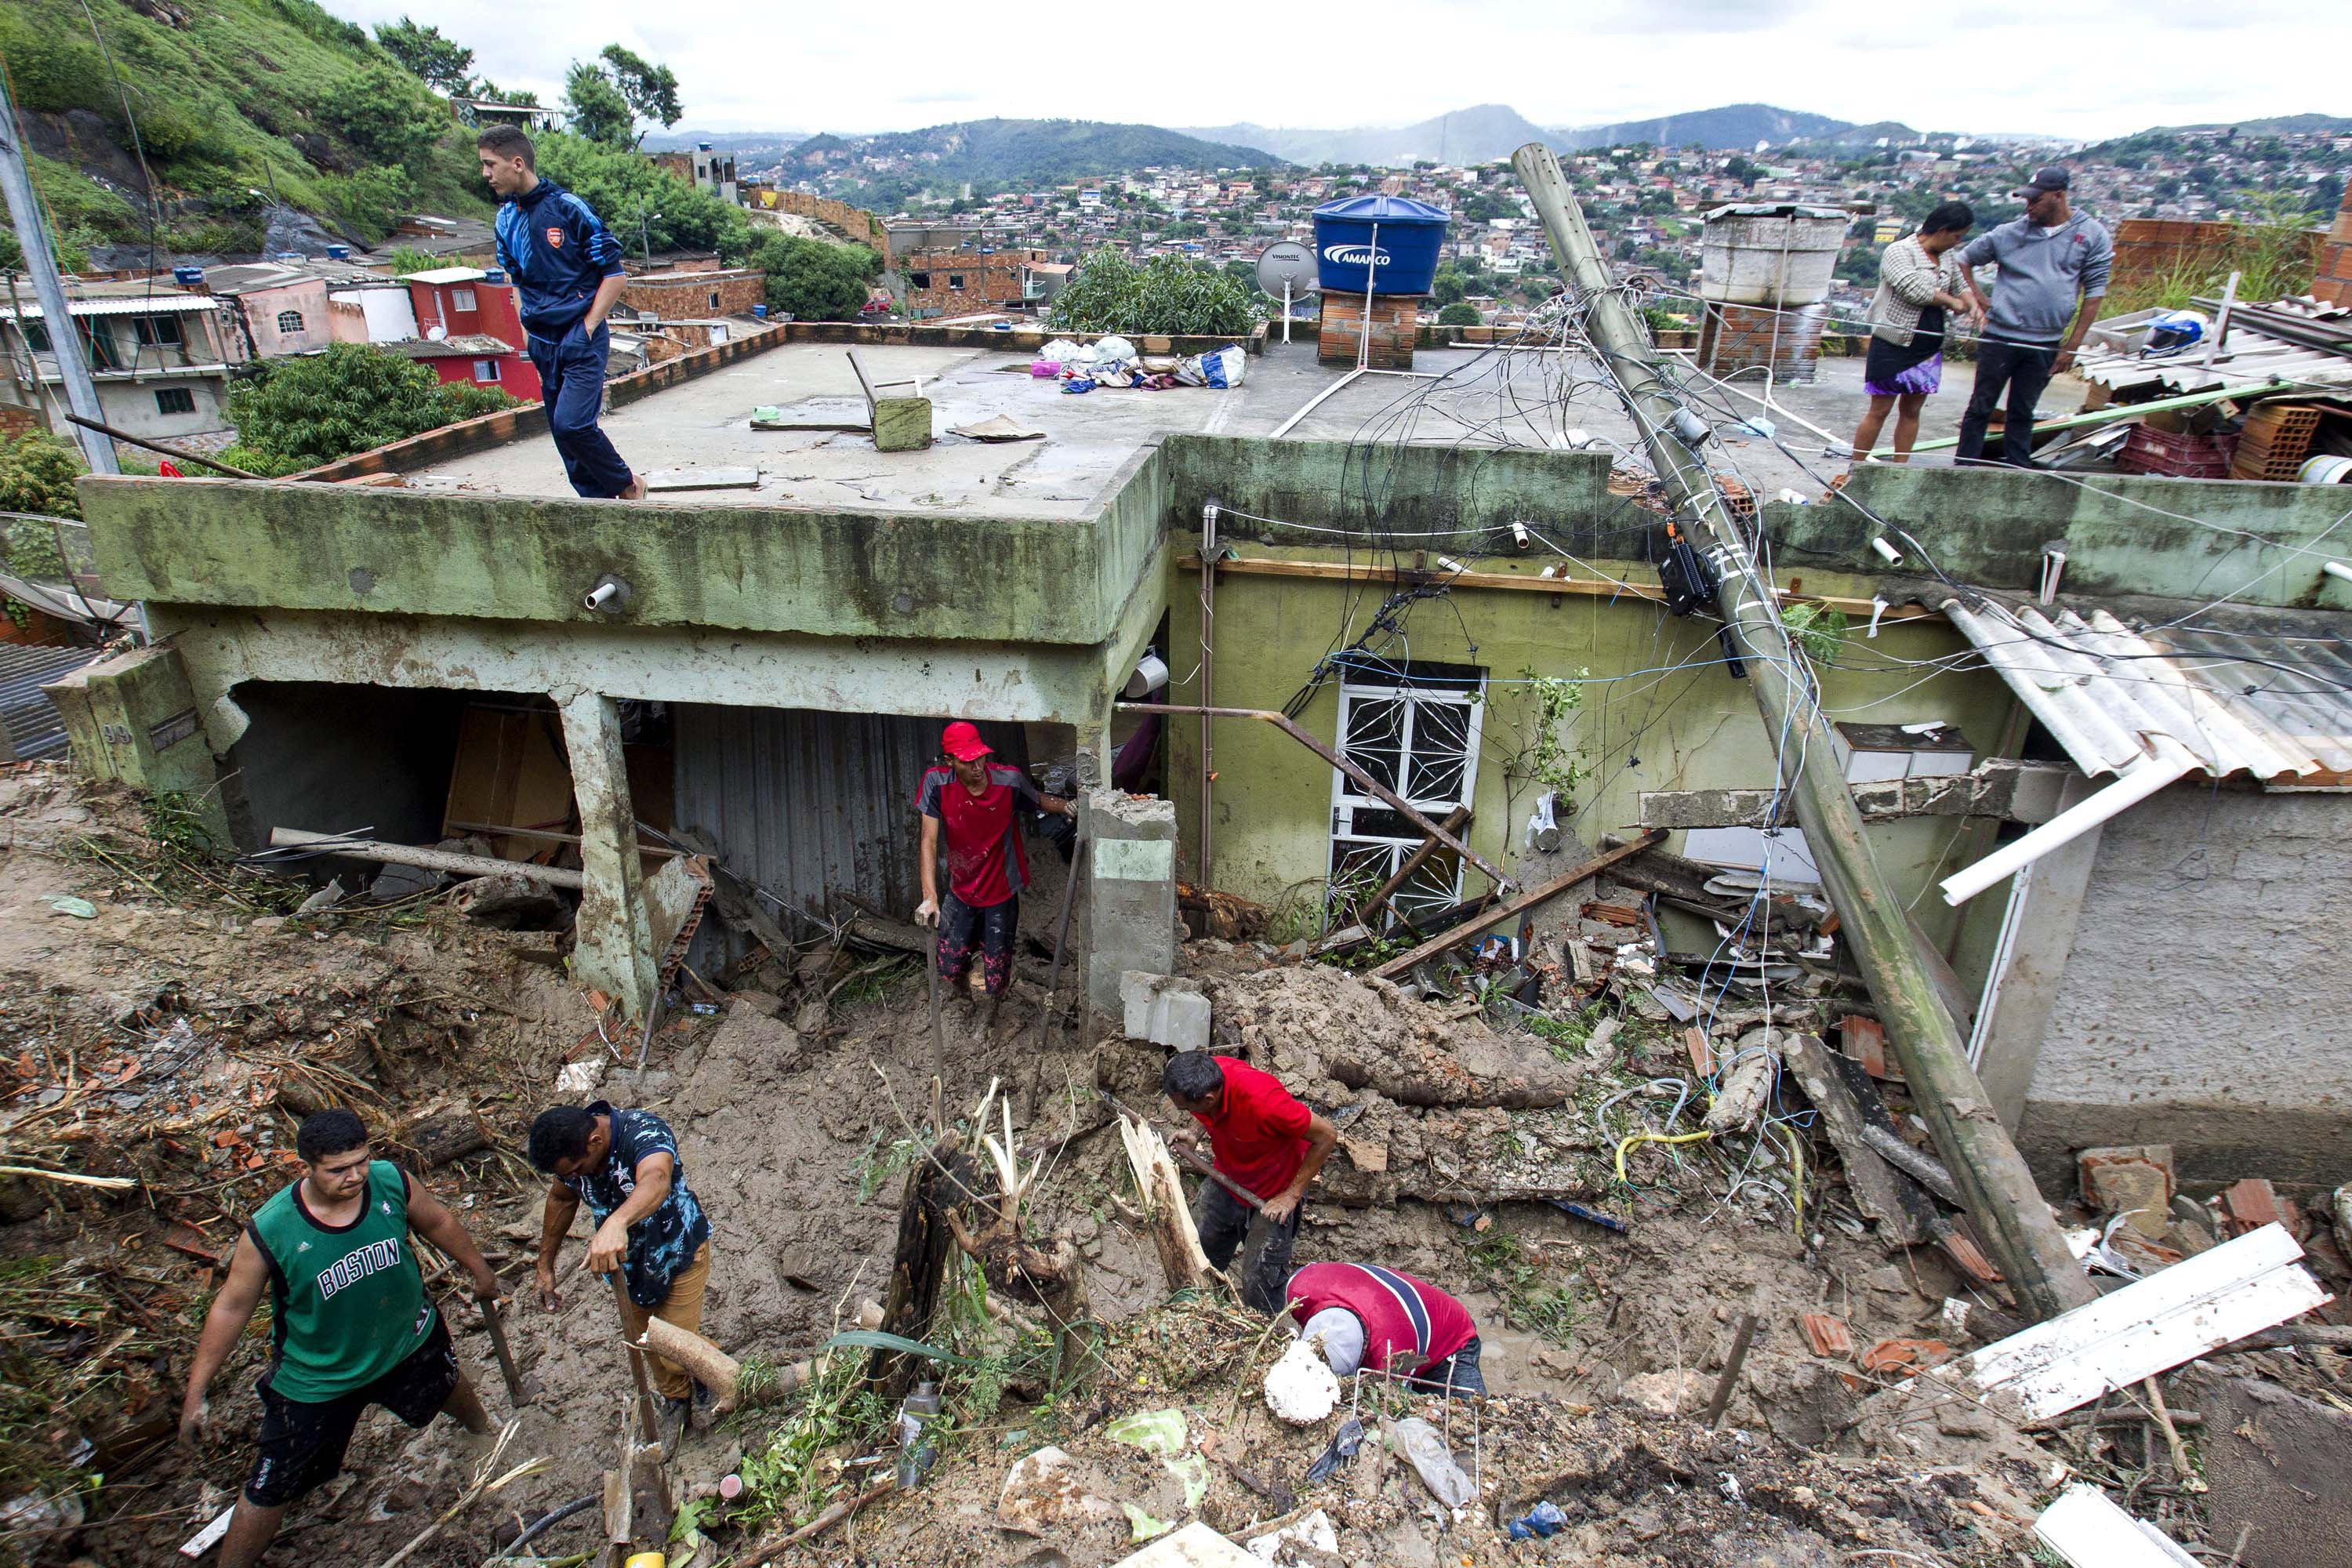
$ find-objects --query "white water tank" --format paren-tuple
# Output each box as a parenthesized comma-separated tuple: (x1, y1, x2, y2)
(1698, 204, 1848, 307)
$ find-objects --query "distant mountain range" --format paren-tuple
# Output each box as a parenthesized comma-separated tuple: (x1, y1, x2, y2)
(1178, 102, 1922, 166)
(644, 129, 813, 156)
(773, 118, 1279, 186)
(2122, 113, 2352, 137)
(1175, 104, 1555, 169)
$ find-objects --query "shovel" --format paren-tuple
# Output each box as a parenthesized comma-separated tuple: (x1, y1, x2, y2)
(480, 1297, 542, 1407)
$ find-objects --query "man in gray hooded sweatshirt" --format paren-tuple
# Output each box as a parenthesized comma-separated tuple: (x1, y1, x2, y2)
(1954, 167, 2111, 468)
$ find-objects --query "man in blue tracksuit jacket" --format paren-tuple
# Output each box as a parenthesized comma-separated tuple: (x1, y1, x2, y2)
(477, 125, 643, 500)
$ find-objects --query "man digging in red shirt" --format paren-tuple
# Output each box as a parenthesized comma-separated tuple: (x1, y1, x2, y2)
(1162, 1050, 1338, 1312)
(913, 721, 1071, 1035)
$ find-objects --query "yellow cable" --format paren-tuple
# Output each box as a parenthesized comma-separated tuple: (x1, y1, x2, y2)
(1613, 1129, 1712, 1184)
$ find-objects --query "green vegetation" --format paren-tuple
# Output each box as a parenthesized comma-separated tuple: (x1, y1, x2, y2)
(1437, 302, 1481, 328)
(1777, 602, 1849, 664)
(1461, 1225, 1582, 1346)
(563, 45, 683, 150)
(0, 0, 495, 250)
(533, 133, 751, 263)
(372, 15, 472, 93)
(220, 343, 517, 475)
(1047, 252, 1264, 337)
(0, 433, 87, 527)
(754, 233, 880, 321)
(2104, 190, 2321, 314)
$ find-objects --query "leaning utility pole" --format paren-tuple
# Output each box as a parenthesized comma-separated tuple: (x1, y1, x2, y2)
(1509, 143, 2092, 1321)
(0, 72, 118, 474)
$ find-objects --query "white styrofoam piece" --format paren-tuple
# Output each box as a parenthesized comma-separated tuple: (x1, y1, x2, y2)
(1110, 1520, 1259, 1567)
(2034, 1484, 2200, 1567)
(180, 1503, 236, 1557)
(1964, 1223, 2331, 1419)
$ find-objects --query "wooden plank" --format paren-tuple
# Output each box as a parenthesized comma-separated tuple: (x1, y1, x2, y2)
(1370, 831, 1665, 980)
(1175, 554, 1938, 621)
(1783, 1031, 1929, 1245)
(1963, 1223, 2331, 1420)
(2034, 1485, 2201, 1568)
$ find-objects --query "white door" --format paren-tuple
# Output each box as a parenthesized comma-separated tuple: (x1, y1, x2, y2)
(1329, 665, 1485, 928)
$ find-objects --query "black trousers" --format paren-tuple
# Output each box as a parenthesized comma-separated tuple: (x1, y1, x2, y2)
(1955, 339, 2057, 467)
(1194, 1178, 1300, 1315)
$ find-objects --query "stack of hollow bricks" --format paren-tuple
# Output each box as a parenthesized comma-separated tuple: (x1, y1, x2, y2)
(1697, 302, 1828, 382)
(1319, 290, 1425, 371)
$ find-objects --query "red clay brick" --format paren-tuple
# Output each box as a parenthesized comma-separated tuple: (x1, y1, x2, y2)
(1859, 1338, 1951, 1377)
(1799, 1312, 1854, 1358)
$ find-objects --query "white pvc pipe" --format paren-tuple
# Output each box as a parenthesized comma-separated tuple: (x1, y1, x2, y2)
(1940, 736, 2197, 906)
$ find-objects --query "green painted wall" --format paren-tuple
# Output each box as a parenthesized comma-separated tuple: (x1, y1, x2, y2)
(1165, 544, 2016, 950)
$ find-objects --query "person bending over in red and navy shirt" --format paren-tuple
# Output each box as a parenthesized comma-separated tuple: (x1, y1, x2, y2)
(1283, 1261, 1486, 1399)
(913, 720, 1071, 1033)
(1163, 1050, 1338, 1312)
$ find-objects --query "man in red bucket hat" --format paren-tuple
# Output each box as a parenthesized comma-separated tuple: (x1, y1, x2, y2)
(914, 722, 1072, 1032)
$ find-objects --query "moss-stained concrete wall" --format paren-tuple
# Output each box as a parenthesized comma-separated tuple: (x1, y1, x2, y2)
(1164, 545, 2015, 950)
(80, 474, 1160, 648)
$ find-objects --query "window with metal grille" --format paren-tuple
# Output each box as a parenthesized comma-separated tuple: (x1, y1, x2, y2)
(275, 310, 304, 334)
(154, 387, 195, 416)
(1328, 660, 1486, 927)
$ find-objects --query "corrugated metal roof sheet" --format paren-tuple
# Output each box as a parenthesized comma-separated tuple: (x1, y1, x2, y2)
(1940, 597, 2352, 788)
(0, 296, 222, 321)
(0, 641, 103, 760)
(2081, 301, 2352, 397)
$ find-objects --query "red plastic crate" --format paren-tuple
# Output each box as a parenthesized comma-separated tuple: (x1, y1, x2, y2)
(2118, 422, 2238, 478)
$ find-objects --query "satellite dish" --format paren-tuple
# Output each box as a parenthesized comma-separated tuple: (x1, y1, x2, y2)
(1255, 241, 1319, 299)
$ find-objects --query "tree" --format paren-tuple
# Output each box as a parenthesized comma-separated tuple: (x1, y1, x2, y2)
(223, 345, 518, 474)
(318, 66, 448, 165)
(753, 234, 878, 321)
(1437, 302, 1480, 328)
(0, 433, 86, 524)
(564, 45, 681, 149)
(1431, 266, 1466, 307)
(375, 16, 473, 93)
(563, 61, 634, 148)
(1722, 155, 1762, 189)
(468, 79, 540, 108)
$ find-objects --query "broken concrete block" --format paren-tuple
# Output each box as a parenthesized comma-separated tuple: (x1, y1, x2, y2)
(2078, 1145, 2176, 1238)
(2204, 1376, 2352, 1568)
(1121, 971, 1210, 1051)
(871, 395, 932, 452)
(2221, 1178, 2292, 1237)
(1619, 1369, 1704, 1415)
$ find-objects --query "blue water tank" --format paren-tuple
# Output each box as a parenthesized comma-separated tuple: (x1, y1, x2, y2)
(172, 265, 203, 287)
(751, 303, 768, 319)
(1312, 194, 1450, 296)
(325, 244, 350, 260)
(483, 269, 508, 285)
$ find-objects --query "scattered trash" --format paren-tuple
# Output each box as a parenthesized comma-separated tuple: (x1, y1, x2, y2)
(1247, 1508, 1338, 1561)
(949, 414, 1047, 443)
(1105, 1407, 1188, 1457)
(1504, 1501, 1567, 1541)
(1301, 1416, 1363, 1485)
(1388, 1417, 1474, 1508)
(45, 895, 96, 918)
(2034, 1483, 2198, 1567)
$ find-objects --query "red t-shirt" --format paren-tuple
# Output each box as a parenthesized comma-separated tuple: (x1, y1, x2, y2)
(1192, 1055, 1312, 1203)
(916, 764, 1039, 908)
(1283, 1261, 1478, 1378)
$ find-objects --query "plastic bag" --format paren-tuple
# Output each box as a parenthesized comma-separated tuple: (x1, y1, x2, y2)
(1094, 334, 1138, 364)
(1203, 344, 1247, 390)
(1041, 339, 1082, 362)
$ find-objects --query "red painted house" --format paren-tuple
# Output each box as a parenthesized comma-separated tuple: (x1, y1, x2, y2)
(399, 267, 540, 401)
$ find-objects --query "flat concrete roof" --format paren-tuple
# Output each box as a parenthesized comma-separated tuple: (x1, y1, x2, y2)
(404, 339, 1997, 515)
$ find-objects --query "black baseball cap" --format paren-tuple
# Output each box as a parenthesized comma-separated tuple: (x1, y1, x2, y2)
(2020, 167, 2071, 195)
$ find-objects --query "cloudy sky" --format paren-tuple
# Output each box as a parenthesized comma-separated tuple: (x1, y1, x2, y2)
(329, 0, 2343, 142)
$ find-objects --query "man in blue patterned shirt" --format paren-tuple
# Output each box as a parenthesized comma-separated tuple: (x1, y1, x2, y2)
(528, 1101, 713, 1443)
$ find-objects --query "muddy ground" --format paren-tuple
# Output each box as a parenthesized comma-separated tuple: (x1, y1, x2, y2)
(2, 764, 2344, 1567)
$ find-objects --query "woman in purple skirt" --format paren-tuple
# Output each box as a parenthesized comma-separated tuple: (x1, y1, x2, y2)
(1850, 202, 1980, 464)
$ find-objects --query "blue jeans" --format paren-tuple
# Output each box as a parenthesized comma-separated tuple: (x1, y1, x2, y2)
(526, 321, 634, 498)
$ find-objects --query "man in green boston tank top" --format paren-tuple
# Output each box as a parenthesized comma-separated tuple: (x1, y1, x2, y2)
(179, 1110, 503, 1566)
